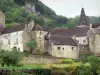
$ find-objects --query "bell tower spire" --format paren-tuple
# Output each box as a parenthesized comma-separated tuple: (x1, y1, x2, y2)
(79, 7, 89, 26)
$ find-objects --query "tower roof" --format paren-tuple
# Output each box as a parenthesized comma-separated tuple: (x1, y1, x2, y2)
(79, 8, 89, 26)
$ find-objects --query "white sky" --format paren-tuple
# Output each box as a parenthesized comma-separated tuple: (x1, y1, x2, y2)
(40, 0, 100, 18)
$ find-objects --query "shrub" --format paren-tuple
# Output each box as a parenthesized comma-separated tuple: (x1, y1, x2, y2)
(30, 69, 51, 75)
(76, 64, 93, 75)
(60, 59, 74, 64)
(9, 71, 27, 75)
(87, 56, 100, 75)
(79, 53, 89, 63)
(0, 51, 22, 67)
(51, 64, 78, 74)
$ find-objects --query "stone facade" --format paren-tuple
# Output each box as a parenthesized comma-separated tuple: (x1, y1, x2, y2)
(51, 44, 79, 59)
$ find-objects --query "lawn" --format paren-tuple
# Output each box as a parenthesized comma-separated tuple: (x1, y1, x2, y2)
(0, 64, 45, 69)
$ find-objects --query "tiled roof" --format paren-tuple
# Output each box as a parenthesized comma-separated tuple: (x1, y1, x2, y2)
(92, 23, 100, 28)
(0, 24, 4, 32)
(50, 35, 77, 46)
(92, 28, 100, 34)
(51, 27, 90, 37)
(42, 26, 54, 32)
(3, 25, 25, 34)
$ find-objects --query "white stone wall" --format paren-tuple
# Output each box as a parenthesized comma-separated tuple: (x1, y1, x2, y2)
(0, 31, 23, 52)
(75, 36, 88, 45)
(35, 31, 48, 53)
(93, 34, 100, 56)
(51, 44, 79, 59)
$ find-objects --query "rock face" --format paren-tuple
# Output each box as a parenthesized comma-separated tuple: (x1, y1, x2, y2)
(24, 2, 35, 14)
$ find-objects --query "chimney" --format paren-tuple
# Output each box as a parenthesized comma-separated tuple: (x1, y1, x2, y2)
(90, 24, 92, 28)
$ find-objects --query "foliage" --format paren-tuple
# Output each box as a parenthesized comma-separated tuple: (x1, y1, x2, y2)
(9, 71, 27, 75)
(87, 56, 100, 75)
(26, 39, 37, 53)
(76, 64, 93, 75)
(60, 59, 74, 64)
(0, 51, 22, 67)
(79, 53, 89, 63)
(51, 63, 79, 74)
(35, 16, 44, 26)
(14, 0, 38, 6)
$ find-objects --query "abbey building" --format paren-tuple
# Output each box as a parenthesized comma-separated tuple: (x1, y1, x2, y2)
(0, 8, 100, 59)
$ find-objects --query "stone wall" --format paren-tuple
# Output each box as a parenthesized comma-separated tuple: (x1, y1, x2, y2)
(20, 56, 62, 64)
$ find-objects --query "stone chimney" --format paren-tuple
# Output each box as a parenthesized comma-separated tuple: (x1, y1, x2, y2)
(90, 24, 92, 29)
(0, 10, 5, 28)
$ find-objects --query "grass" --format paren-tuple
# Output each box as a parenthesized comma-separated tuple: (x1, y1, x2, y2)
(0, 64, 45, 70)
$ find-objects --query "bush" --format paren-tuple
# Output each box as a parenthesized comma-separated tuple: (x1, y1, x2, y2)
(60, 59, 74, 64)
(76, 65, 93, 75)
(0, 51, 22, 67)
(87, 56, 100, 75)
(28, 69, 51, 75)
(51, 64, 78, 74)
(9, 71, 27, 75)
(79, 53, 89, 63)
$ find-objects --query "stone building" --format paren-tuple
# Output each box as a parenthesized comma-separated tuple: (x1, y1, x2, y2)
(45, 35, 79, 59)
(0, 7, 100, 59)
(87, 24, 100, 56)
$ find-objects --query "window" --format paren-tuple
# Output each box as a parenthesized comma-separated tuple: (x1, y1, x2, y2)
(72, 47, 74, 50)
(83, 40, 86, 43)
(8, 39, 10, 45)
(1, 40, 3, 45)
(16, 39, 18, 44)
(40, 31, 41, 34)
(57, 47, 61, 50)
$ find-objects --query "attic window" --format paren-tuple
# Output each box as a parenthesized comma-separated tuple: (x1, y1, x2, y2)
(72, 47, 74, 50)
(57, 47, 61, 50)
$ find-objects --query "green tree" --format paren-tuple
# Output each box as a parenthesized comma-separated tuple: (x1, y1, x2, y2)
(87, 56, 100, 75)
(26, 39, 37, 54)
(0, 51, 21, 67)
(44, 19, 56, 27)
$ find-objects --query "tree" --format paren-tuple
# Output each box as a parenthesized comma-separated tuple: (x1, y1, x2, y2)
(44, 19, 56, 27)
(87, 56, 100, 75)
(14, 0, 38, 6)
(26, 39, 37, 53)
(0, 51, 21, 67)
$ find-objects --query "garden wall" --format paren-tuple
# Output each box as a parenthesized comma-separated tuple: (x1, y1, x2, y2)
(21, 55, 62, 64)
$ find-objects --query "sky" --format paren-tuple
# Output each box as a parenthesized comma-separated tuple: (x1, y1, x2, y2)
(40, 0, 100, 18)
